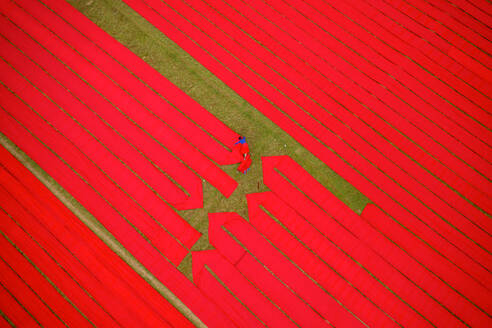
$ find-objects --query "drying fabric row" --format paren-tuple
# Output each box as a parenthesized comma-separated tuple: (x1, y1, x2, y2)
(0, 146, 193, 327)
(193, 155, 491, 327)
(0, 0, 247, 263)
(122, 0, 492, 284)
(0, 0, 243, 211)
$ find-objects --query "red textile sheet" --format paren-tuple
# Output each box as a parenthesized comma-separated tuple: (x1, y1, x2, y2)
(202, 0, 492, 214)
(0, 146, 198, 327)
(247, 192, 430, 328)
(120, 0, 492, 277)
(193, 250, 297, 328)
(0, 101, 235, 327)
(208, 212, 365, 327)
(0, 147, 191, 328)
(0, 250, 65, 328)
(262, 155, 492, 326)
(41, 0, 243, 164)
(0, 283, 39, 327)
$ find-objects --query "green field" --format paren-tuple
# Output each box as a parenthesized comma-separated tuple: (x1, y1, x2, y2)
(1, 0, 369, 325)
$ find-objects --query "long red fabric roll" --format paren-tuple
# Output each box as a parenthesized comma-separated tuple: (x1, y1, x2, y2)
(263, 155, 492, 293)
(0, 283, 39, 327)
(0, 146, 195, 327)
(209, 212, 366, 327)
(262, 155, 492, 326)
(40, 0, 242, 165)
(193, 250, 298, 328)
(0, 250, 65, 328)
(247, 192, 430, 328)
(0, 112, 235, 328)
(193, 261, 264, 328)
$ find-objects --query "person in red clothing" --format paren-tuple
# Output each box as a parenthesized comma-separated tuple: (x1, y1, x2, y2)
(234, 136, 251, 174)
(237, 153, 252, 174)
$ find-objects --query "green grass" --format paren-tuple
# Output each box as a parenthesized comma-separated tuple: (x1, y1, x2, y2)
(4, 0, 369, 324)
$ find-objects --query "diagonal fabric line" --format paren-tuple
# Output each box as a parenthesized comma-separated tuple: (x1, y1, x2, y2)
(0, 81, 191, 263)
(0, 177, 174, 328)
(0, 253, 66, 328)
(208, 211, 366, 327)
(262, 155, 492, 323)
(192, 249, 300, 328)
(132, 0, 492, 267)
(247, 191, 431, 328)
(40, 0, 243, 163)
(0, 279, 41, 327)
(0, 145, 195, 327)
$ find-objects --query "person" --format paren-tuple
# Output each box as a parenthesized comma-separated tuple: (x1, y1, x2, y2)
(237, 153, 252, 174)
(233, 136, 250, 159)
(234, 136, 251, 174)
(235, 136, 247, 145)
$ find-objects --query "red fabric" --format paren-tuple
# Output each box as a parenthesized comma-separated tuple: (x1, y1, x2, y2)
(237, 155, 252, 173)
(0, 19, 199, 210)
(262, 155, 492, 326)
(116, 0, 492, 282)
(0, 6, 202, 249)
(0, 106, 235, 328)
(209, 212, 365, 327)
(201, 0, 492, 214)
(0, 146, 198, 328)
(0, 148, 188, 326)
(0, 250, 65, 328)
(192, 252, 266, 328)
(240, 143, 250, 156)
(0, 187, 174, 328)
(0, 81, 190, 265)
(263, 155, 492, 287)
(175, 0, 492, 257)
(193, 250, 298, 328)
(14, 0, 239, 197)
(0, 283, 39, 327)
(40, 0, 243, 165)
(0, 189, 145, 327)
(247, 192, 424, 328)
